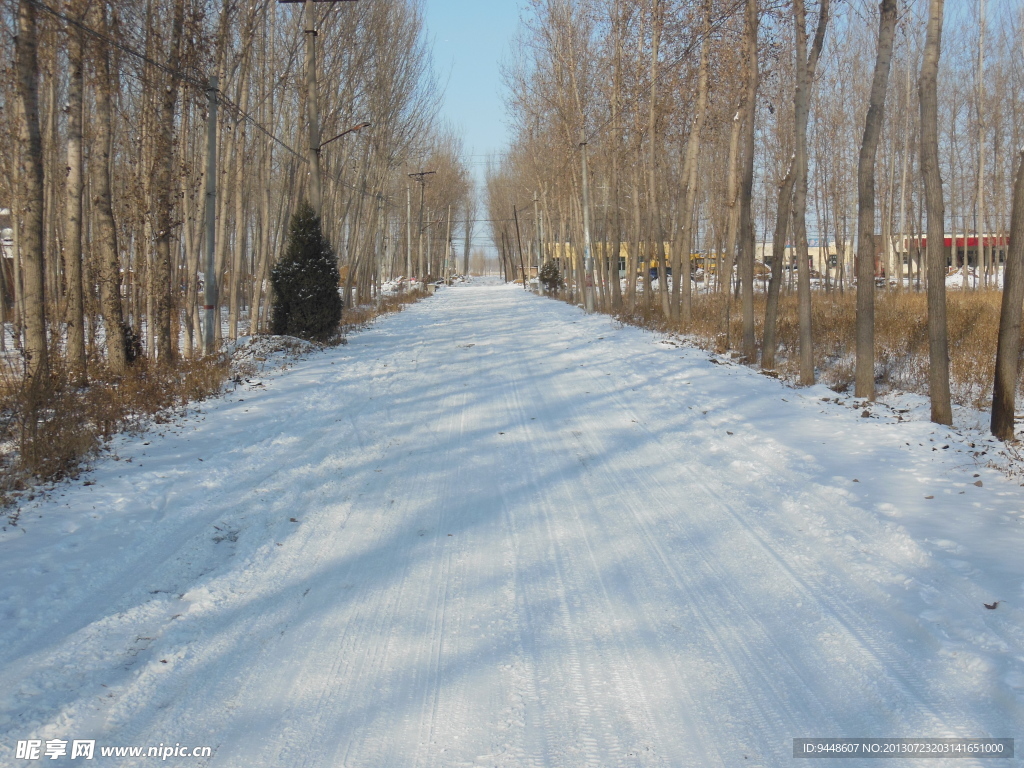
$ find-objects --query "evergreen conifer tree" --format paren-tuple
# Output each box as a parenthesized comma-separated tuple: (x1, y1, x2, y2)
(271, 201, 343, 341)
(539, 260, 563, 292)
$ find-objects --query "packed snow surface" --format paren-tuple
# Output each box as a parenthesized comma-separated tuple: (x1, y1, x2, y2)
(2, 282, 1023, 767)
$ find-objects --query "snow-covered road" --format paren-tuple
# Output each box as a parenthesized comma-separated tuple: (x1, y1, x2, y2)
(2, 283, 1022, 767)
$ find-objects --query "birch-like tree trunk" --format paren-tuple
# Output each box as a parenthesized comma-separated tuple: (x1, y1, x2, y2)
(15, 0, 48, 384)
(645, 0, 669, 319)
(792, 0, 830, 385)
(896, 51, 913, 294)
(738, 0, 760, 362)
(991, 150, 1024, 440)
(609, 0, 624, 312)
(677, 0, 711, 326)
(854, 0, 898, 400)
(762, 157, 795, 370)
(89, 2, 127, 373)
(721, 106, 742, 296)
(920, 0, 952, 425)
(976, 0, 988, 288)
(150, 0, 185, 361)
(64, 0, 87, 382)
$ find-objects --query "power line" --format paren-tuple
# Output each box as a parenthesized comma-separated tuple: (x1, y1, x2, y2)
(27, 0, 307, 162)
(219, 94, 307, 162)
(27, 0, 473, 231)
(27, 0, 208, 90)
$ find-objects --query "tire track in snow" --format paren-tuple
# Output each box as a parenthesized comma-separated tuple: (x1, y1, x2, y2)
(563, 325, 1001, 761)
(491, 311, 709, 767)
(487, 293, 977, 764)
(169, 331, 440, 768)
(8, 285, 1019, 768)
(496, 377, 616, 768)
(324, 313, 471, 768)
(503, 319, 785, 766)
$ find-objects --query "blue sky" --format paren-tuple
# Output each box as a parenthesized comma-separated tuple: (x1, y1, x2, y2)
(421, 0, 523, 184)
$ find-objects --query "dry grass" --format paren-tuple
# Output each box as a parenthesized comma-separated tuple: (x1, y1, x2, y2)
(341, 288, 428, 333)
(607, 288, 1008, 409)
(0, 288, 430, 508)
(0, 353, 229, 506)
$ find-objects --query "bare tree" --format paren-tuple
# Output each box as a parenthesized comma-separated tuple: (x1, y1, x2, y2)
(762, 157, 795, 371)
(854, 0, 898, 400)
(790, 0, 829, 384)
(920, 0, 952, 425)
(676, 0, 711, 326)
(148, 0, 186, 361)
(64, 0, 88, 382)
(991, 150, 1024, 440)
(738, 0, 759, 362)
(14, 0, 48, 383)
(88, 1, 127, 373)
(763, 0, 829, 373)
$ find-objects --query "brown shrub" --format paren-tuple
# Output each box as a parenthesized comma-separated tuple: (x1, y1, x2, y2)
(602, 287, 1008, 408)
(1, 354, 228, 506)
(1, 286, 425, 507)
(341, 288, 427, 333)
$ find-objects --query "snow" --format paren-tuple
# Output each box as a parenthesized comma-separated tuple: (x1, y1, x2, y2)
(1, 281, 1022, 767)
(945, 269, 1002, 290)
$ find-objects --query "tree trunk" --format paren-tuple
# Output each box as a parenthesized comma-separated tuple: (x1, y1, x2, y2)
(677, 0, 712, 326)
(896, 52, 913, 294)
(151, 0, 185, 362)
(722, 110, 743, 299)
(628, 158, 642, 312)
(43, 49, 60, 327)
(762, 157, 796, 371)
(89, 2, 127, 373)
(792, 0, 829, 385)
(976, 0, 987, 289)
(608, 0, 623, 312)
(645, 0, 668, 319)
(738, 0, 759, 362)
(64, 0, 87, 383)
(920, 0, 952, 425)
(228, 49, 253, 341)
(462, 198, 474, 276)
(855, 0, 898, 400)
(990, 151, 1024, 440)
(15, 0, 48, 384)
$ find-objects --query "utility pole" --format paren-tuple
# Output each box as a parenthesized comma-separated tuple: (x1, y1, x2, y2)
(304, 0, 322, 214)
(203, 76, 218, 355)
(534, 190, 543, 294)
(445, 204, 452, 284)
(426, 214, 432, 280)
(418, 185, 425, 279)
(408, 170, 435, 280)
(406, 185, 413, 279)
(580, 130, 595, 312)
(462, 208, 471, 276)
(278, 0, 359, 216)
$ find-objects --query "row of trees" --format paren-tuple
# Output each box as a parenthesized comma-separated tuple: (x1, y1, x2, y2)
(3, 0, 473, 387)
(487, 0, 1024, 431)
